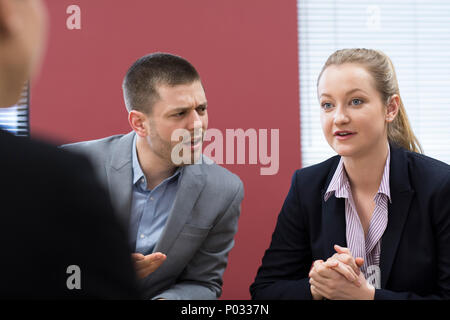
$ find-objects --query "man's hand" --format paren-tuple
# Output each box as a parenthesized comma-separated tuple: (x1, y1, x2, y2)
(131, 252, 167, 279)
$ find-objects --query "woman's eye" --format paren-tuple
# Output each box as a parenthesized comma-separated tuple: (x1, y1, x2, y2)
(321, 102, 333, 110)
(351, 98, 363, 105)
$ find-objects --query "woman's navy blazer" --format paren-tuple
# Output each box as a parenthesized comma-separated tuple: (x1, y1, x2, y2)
(251, 144, 450, 300)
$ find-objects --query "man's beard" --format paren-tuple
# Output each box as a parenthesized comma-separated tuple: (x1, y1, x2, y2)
(148, 127, 203, 166)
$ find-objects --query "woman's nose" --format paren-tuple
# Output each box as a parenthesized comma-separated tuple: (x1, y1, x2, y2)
(333, 106, 350, 125)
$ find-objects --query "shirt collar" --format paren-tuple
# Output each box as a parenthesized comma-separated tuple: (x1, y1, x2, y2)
(132, 135, 145, 185)
(324, 144, 391, 203)
(324, 158, 350, 201)
(378, 144, 391, 202)
(132, 135, 182, 188)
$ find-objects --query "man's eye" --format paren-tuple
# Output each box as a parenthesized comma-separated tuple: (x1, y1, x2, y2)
(174, 112, 185, 117)
(351, 98, 363, 105)
(197, 106, 207, 113)
(321, 102, 333, 110)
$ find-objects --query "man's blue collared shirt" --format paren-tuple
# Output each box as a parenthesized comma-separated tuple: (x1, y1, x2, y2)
(129, 135, 182, 255)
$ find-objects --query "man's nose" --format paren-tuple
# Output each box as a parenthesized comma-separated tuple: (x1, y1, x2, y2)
(333, 105, 350, 125)
(187, 110, 202, 131)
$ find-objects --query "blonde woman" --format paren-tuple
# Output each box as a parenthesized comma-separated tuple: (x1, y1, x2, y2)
(250, 49, 450, 300)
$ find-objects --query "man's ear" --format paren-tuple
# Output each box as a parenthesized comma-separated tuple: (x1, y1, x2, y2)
(128, 110, 149, 137)
(386, 94, 400, 123)
(0, 0, 18, 37)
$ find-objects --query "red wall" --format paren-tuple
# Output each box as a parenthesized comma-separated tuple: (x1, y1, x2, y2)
(32, 0, 300, 299)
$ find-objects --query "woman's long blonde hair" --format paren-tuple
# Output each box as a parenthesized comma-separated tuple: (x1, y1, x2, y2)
(317, 48, 422, 153)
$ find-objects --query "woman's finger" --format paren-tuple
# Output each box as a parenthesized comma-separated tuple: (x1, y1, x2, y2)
(332, 261, 358, 282)
(334, 244, 352, 256)
(310, 279, 329, 299)
(336, 253, 360, 275)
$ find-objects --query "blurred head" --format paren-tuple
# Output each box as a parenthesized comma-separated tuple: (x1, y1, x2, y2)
(0, 0, 47, 108)
(124, 53, 208, 166)
(317, 48, 422, 158)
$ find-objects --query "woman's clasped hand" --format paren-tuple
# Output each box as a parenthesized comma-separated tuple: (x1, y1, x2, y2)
(309, 245, 375, 300)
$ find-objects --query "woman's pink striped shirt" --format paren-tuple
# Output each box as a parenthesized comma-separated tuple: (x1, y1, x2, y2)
(324, 146, 391, 287)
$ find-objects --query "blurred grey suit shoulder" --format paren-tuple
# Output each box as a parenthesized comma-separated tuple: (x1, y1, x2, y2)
(61, 134, 125, 187)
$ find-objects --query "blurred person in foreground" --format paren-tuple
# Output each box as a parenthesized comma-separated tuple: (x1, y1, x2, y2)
(0, 0, 140, 298)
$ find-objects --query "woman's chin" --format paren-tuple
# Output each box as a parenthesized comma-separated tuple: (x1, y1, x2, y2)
(332, 144, 359, 158)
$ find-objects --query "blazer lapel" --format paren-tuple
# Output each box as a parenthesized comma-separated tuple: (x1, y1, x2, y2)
(106, 131, 135, 229)
(153, 163, 206, 255)
(322, 193, 347, 259)
(380, 145, 414, 288)
(321, 157, 347, 259)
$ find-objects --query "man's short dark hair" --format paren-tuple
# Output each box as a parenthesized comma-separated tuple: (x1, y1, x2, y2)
(122, 52, 201, 114)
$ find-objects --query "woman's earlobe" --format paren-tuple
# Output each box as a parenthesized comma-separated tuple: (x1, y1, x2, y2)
(386, 113, 397, 122)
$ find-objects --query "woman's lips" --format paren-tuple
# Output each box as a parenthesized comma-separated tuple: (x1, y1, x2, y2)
(334, 131, 356, 140)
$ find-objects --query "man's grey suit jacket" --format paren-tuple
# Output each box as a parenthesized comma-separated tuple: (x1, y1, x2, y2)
(62, 131, 244, 300)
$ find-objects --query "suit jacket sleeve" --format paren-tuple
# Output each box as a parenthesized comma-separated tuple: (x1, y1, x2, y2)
(375, 174, 450, 300)
(152, 180, 244, 300)
(250, 171, 314, 300)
